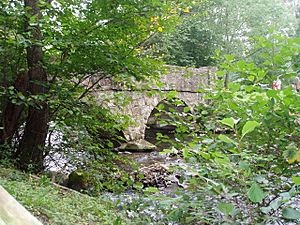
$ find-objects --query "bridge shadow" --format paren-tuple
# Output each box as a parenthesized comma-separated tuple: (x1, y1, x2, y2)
(145, 98, 192, 151)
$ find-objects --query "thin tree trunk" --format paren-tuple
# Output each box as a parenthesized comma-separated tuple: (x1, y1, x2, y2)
(224, 72, 229, 88)
(16, 0, 49, 172)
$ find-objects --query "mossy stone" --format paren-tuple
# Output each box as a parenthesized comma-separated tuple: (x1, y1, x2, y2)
(67, 170, 90, 191)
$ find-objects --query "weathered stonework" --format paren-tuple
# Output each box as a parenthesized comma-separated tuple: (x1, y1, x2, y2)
(94, 65, 215, 141)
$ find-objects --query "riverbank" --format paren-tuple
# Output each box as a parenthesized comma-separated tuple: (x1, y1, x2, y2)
(0, 167, 129, 225)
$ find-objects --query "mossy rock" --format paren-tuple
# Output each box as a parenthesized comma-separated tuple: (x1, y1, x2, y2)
(67, 170, 90, 191)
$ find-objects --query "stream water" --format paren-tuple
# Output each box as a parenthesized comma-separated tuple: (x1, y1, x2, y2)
(45, 124, 300, 224)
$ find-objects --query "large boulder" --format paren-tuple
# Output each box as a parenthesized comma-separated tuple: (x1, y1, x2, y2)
(67, 170, 90, 191)
(117, 139, 157, 151)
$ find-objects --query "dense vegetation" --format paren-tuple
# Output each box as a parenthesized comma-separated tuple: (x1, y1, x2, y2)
(0, 0, 187, 171)
(1, 0, 300, 224)
(152, 0, 298, 67)
(1, 167, 130, 225)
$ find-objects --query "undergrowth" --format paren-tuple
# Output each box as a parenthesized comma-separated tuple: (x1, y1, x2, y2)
(0, 167, 128, 225)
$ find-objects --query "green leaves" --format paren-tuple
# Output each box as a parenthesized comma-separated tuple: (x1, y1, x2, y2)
(291, 176, 300, 185)
(144, 187, 160, 194)
(247, 183, 266, 203)
(241, 121, 260, 139)
(282, 208, 300, 220)
(167, 90, 177, 100)
(219, 117, 237, 129)
(283, 145, 300, 164)
(217, 202, 235, 217)
(228, 83, 240, 92)
(218, 134, 237, 145)
(218, 118, 259, 144)
(113, 217, 122, 225)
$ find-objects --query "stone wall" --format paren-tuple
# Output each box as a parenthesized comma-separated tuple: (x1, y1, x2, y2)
(94, 65, 215, 141)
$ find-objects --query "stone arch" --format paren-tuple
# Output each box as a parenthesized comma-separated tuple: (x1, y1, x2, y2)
(144, 97, 193, 149)
(96, 91, 205, 142)
(120, 92, 165, 141)
(94, 65, 212, 143)
(120, 92, 204, 141)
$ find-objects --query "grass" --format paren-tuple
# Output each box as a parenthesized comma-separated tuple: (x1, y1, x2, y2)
(0, 167, 129, 225)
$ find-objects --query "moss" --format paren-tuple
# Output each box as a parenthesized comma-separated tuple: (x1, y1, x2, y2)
(67, 170, 90, 191)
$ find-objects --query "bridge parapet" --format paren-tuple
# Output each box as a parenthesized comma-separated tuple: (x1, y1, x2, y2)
(159, 66, 214, 92)
(94, 65, 215, 92)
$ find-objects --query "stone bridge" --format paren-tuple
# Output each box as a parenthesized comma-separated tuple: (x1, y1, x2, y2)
(94, 66, 215, 145)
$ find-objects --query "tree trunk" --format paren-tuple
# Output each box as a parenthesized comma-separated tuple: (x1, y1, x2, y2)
(16, 0, 49, 172)
(0, 72, 28, 147)
(224, 72, 229, 88)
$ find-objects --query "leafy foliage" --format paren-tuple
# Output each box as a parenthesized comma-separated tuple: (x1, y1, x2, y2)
(0, 0, 189, 171)
(142, 33, 300, 224)
(153, 0, 297, 67)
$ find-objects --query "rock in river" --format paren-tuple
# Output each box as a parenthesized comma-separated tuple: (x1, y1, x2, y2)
(117, 139, 157, 151)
